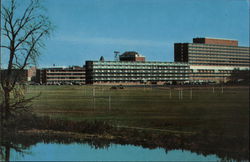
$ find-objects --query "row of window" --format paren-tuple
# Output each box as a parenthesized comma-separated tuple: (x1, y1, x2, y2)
(93, 70, 189, 73)
(46, 70, 84, 72)
(46, 73, 85, 76)
(190, 44, 249, 50)
(189, 57, 250, 62)
(189, 51, 249, 58)
(92, 78, 188, 81)
(188, 48, 249, 53)
(92, 74, 189, 77)
(93, 62, 188, 66)
(92, 66, 189, 70)
(47, 77, 85, 79)
(188, 54, 249, 60)
(192, 72, 231, 75)
(192, 71, 231, 74)
(190, 60, 249, 63)
(190, 62, 249, 66)
(191, 76, 230, 78)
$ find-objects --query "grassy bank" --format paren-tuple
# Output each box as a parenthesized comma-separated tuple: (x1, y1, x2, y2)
(25, 85, 249, 139)
(0, 113, 247, 161)
(1, 85, 248, 160)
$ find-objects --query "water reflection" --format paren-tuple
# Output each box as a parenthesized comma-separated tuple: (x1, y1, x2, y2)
(11, 143, 221, 161)
(0, 129, 248, 161)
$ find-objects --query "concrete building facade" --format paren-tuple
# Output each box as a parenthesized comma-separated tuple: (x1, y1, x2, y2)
(189, 65, 249, 83)
(37, 66, 85, 85)
(174, 37, 250, 83)
(25, 37, 249, 85)
(174, 38, 249, 67)
(85, 60, 189, 85)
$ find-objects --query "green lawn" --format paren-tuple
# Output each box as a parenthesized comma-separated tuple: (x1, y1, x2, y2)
(26, 85, 249, 138)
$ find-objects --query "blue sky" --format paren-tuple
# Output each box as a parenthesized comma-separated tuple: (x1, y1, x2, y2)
(2, 0, 250, 67)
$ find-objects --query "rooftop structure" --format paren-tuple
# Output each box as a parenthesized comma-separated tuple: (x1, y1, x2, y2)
(193, 37, 238, 46)
(119, 51, 146, 62)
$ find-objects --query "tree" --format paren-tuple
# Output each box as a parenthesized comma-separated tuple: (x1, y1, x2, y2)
(228, 69, 249, 84)
(0, 0, 52, 123)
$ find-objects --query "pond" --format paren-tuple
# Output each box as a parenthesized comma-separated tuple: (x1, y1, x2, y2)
(9, 142, 221, 161)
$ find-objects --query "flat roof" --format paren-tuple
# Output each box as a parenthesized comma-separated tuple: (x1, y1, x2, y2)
(194, 37, 238, 41)
(86, 60, 189, 65)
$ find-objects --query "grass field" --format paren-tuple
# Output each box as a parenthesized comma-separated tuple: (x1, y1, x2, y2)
(25, 85, 249, 138)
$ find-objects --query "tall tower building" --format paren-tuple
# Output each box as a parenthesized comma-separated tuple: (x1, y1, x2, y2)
(174, 37, 250, 83)
(174, 37, 249, 67)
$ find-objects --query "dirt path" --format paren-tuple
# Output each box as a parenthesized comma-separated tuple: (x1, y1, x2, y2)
(116, 125, 196, 135)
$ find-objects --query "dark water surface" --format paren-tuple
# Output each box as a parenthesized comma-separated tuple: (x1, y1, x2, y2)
(10, 142, 221, 161)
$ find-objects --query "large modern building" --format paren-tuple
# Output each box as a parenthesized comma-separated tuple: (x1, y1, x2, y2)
(174, 37, 250, 83)
(37, 66, 85, 85)
(175, 37, 249, 67)
(85, 60, 189, 85)
(27, 37, 249, 85)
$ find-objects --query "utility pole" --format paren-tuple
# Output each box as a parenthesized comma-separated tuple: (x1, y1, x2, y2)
(179, 89, 181, 100)
(93, 87, 96, 110)
(114, 51, 120, 61)
(190, 88, 192, 100)
(181, 88, 183, 100)
(108, 95, 111, 111)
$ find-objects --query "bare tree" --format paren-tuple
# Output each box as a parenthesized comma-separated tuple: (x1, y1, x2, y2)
(0, 0, 52, 123)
